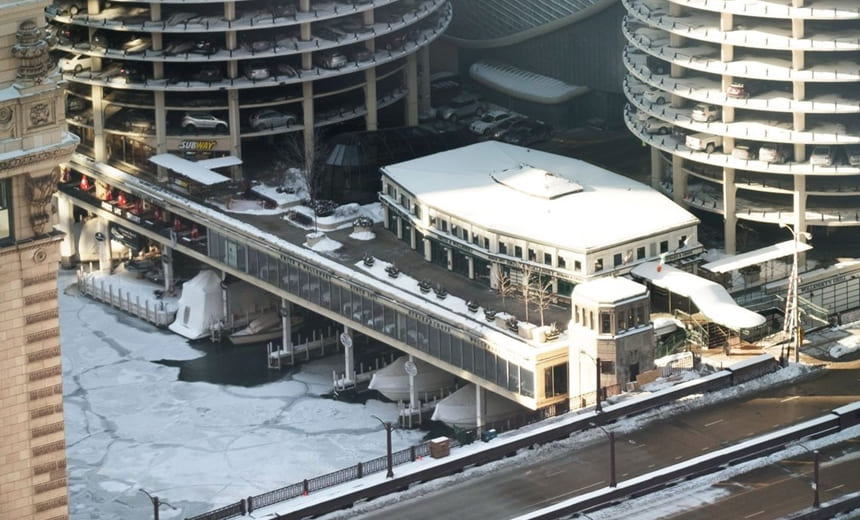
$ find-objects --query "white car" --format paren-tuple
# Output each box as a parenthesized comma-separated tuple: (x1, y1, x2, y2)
(249, 109, 296, 130)
(469, 110, 514, 135)
(182, 112, 228, 132)
(643, 86, 668, 105)
(643, 118, 673, 135)
(809, 146, 833, 167)
(58, 54, 92, 73)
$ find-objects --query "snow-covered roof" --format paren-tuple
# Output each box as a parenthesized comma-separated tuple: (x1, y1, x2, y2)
(469, 61, 590, 104)
(382, 141, 699, 253)
(149, 154, 236, 186)
(631, 262, 767, 330)
(572, 277, 648, 304)
(701, 240, 813, 273)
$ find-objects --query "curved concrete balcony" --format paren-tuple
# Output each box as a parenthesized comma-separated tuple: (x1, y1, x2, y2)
(669, 0, 860, 21)
(622, 17, 860, 83)
(623, 51, 860, 116)
(623, 108, 860, 176)
(625, 0, 860, 51)
(47, 0, 411, 33)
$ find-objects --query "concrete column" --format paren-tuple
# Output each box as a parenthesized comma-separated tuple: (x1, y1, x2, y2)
(343, 325, 354, 379)
(404, 53, 419, 126)
(91, 85, 106, 162)
(154, 91, 167, 160)
(57, 194, 77, 267)
(156, 246, 170, 293)
(672, 157, 687, 205)
(650, 147, 662, 189)
(475, 385, 484, 437)
(97, 217, 112, 272)
(418, 45, 431, 113)
(792, 18, 804, 39)
(409, 225, 416, 250)
(792, 80, 805, 101)
(467, 256, 475, 279)
(793, 174, 807, 266)
(423, 238, 432, 262)
(720, 43, 733, 63)
(724, 136, 735, 154)
(228, 89, 241, 168)
(150, 2, 161, 21)
(396, 216, 403, 239)
(720, 11, 732, 31)
(302, 81, 315, 170)
(722, 167, 737, 255)
(364, 68, 378, 131)
(382, 205, 390, 229)
(793, 111, 805, 132)
(723, 105, 734, 123)
(87, 0, 100, 14)
(446, 247, 453, 271)
(221, 271, 229, 326)
(408, 354, 417, 412)
(792, 49, 804, 70)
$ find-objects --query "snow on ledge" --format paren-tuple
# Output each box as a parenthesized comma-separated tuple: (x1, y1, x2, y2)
(468, 61, 590, 105)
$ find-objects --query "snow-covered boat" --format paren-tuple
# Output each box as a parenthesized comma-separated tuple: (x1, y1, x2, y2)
(367, 356, 456, 402)
(169, 270, 278, 340)
(430, 383, 525, 429)
(227, 311, 303, 345)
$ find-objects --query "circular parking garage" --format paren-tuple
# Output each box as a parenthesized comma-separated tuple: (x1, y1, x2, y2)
(621, 0, 860, 254)
(50, 0, 452, 180)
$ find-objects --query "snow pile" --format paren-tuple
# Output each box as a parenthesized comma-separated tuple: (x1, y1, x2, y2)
(830, 335, 859, 359)
(349, 230, 376, 241)
(304, 233, 343, 252)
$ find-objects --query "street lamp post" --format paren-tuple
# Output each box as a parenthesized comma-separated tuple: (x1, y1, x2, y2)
(580, 350, 602, 413)
(371, 415, 394, 478)
(589, 423, 616, 487)
(779, 222, 811, 363)
(794, 443, 821, 508)
(139, 489, 176, 520)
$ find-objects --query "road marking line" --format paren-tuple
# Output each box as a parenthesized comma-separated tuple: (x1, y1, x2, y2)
(780, 396, 800, 403)
(745, 511, 765, 518)
(704, 419, 723, 427)
(826, 484, 845, 492)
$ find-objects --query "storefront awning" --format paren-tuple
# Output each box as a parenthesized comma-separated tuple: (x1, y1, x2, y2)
(149, 154, 239, 186)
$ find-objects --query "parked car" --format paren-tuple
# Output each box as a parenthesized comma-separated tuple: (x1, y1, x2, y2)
(190, 38, 219, 55)
(121, 35, 151, 54)
(336, 18, 374, 35)
(120, 110, 155, 133)
(249, 109, 296, 130)
(846, 144, 860, 167)
(182, 112, 228, 132)
(50, 1, 87, 16)
(685, 133, 722, 153)
(691, 103, 721, 123)
(315, 25, 346, 42)
(469, 110, 516, 135)
(266, 1, 297, 18)
(162, 40, 194, 56)
(438, 93, 485, 123)
(58, 54, 92, 73)
(500, 120, 553, 146)
(314, 50, 347, 69)
(809, 145, 834, 167)
(193, 64, 223, 83)
(643, 86, 668, 105)
(643, 117, 673, 135)
(758, 144, 791, 164)
(381, 33, 407, 51)
(488, 115, 528, 139)
(91, 30, 114, 51)
(166, 12, 197, 26)
(239, 36, 273, 54)
(56, 24, 87, 45)
(731, 142, 758, 160)
(726, 81, 758, 99)
(345, 45, 373, 63)
(243, 61, 271, 81)
(65, 95, 86, 113)
(119, 64, 145, 83)
(273, 62, 299, 78)
(646, 55, 669, 74)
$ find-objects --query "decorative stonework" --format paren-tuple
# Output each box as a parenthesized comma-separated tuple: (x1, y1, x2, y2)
(31, 439, 65, 457)
(33, 247, 49, 263)
(28, 364, 62, 381)
(25, 289, 58, 305)
(25, 309, 59, 324)
(26, 168, 61, 235)
(11, 20, 54, 84)
(29, 102, 52, 128)
(26, 327, 61, 344)
(27, 345, 61, 363)
(29, 384, 63, 401)
(0, 147, 73, 173)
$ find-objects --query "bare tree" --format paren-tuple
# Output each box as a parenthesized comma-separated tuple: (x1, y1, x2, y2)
(520, 265, 533, 323)
(277, 130, 332, 232)
(532, 275, 554, 327)
(492, 264, 515, 313)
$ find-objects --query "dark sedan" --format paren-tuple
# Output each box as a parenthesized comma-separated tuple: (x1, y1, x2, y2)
(500, 120, 553, 146)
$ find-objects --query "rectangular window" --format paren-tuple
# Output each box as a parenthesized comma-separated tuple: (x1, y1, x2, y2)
(484, 237, 490, 249)
(679, 235, 687, 248)
(613, 253, 623, 267)
(574, 305, 580, 324)
(558, 257, 566, 269)
(637, 246, 646, 260)
(574, 260, 582, 272)
(594, 259, 604, 272)
(515, 246, 523, 258)
(650, 243, 657, 257)
(660, 240, 669, 253)
(440, 220, 448, 232)
(601, 312, 611, 334)
(544, 253, 552, 265)
(601, 360, 615, 374)
(0, 179, 12, 244)
(498, 242, 507, 255)
(451, 224, 458, 236)
(637, 306, 645, 325)
(413, 205, 421, 219)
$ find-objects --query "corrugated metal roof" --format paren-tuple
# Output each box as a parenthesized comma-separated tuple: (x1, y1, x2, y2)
(447, 0, 606, 41)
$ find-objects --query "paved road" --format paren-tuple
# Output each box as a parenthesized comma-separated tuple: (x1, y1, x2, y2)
(350, 360, 860, 520)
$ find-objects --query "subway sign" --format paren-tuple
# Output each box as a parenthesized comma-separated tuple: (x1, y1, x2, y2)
(177, 140, 217, 151)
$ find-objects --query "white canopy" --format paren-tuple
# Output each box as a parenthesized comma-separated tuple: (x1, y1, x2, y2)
(631, 262, 767, 330)
(149, 154, 238, 186)
(701, 240, 813, 273)
(468, 61, 589, 104)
